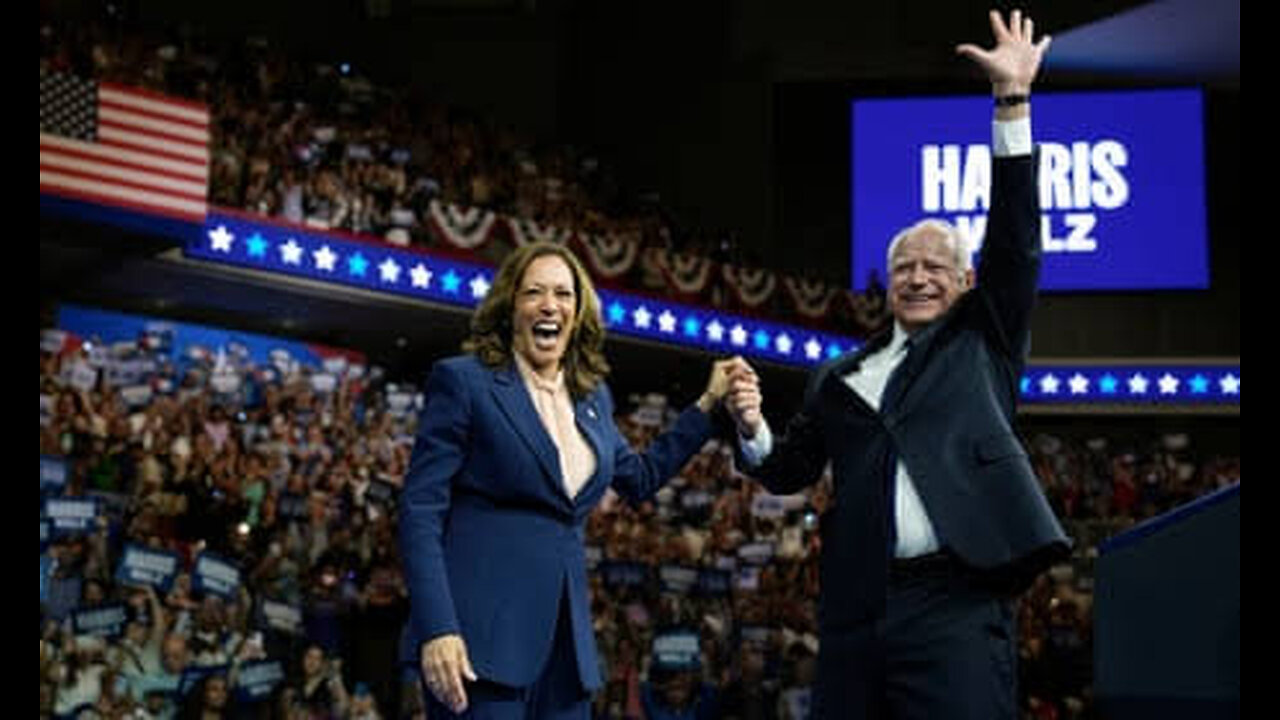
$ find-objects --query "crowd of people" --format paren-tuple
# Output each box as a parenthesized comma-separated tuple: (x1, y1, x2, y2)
(39, 318, 1239, 719)
(39, 13, 891, 338)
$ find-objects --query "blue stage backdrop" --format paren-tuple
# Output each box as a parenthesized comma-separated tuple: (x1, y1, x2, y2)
(851, 89, 1208, 292)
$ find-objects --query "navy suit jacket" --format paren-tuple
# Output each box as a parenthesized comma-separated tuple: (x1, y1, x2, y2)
(398, 354, 713, 689)
(743, 152, 1070, 633)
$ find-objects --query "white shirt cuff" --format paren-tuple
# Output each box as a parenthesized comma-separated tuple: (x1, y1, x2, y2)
(993, 117, 1032, 158)
(738, 420, 774, 468)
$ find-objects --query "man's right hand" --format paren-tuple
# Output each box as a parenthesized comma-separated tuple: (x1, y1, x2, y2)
(421, 634, 477, 714)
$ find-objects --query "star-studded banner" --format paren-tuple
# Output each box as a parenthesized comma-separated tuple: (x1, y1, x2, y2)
(182, 210, 1239, 409)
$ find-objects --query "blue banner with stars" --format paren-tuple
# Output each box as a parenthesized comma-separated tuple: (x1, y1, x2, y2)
(181, 210, 1238, 409)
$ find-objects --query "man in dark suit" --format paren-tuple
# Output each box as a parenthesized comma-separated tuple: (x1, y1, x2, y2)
(725, 10, 1071, 719)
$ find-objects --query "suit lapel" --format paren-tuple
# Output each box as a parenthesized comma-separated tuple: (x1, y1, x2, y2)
(880, 307, 956, 414)
(573, 393, 608, 496)
(490, 364, 563, 488)
(824, 332, 889, 416)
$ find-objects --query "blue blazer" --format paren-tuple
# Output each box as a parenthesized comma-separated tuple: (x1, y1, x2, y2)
(742, 152, 1070, 631)
(398, 355, 713, 690)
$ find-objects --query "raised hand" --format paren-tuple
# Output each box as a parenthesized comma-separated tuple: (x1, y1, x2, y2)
(956, 9, 1052, 96)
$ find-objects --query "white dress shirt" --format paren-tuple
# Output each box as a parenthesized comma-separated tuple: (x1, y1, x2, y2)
(740, 117, 1032, 559)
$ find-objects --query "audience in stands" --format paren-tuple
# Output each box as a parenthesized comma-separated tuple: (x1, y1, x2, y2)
(40, 324, 1238, 719)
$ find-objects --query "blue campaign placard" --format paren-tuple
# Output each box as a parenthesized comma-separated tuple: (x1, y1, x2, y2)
(178, 665, 229, 698)
(116, 545, 181, 592)
(41, 556, 54, 603)
(257, 598, 303, 636)
(851, 89, 1208, 292)
(72, 602, 129, 639)
(43, 497, 99, 537)
(235, 660, 286, 703)
(600, 561, 650, 588)
(192, 553, 242, 600)
(652, 629, 702, 671)
(41, 456, 68, 493)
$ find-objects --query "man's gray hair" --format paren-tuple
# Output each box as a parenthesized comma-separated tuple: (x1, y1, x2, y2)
(885, 218, 974, 277)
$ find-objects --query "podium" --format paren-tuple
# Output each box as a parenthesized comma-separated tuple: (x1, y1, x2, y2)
(1093, 484, 1240, 719)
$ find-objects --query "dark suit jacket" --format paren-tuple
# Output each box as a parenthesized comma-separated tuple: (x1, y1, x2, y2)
(398, 354, 712, 689)
(743, 152, 1070, 632)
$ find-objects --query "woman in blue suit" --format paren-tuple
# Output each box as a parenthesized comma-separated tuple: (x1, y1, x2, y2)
(399, 242, 741, 719)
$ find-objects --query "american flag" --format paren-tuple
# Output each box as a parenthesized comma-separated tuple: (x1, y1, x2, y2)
(40, 71, 209, 223)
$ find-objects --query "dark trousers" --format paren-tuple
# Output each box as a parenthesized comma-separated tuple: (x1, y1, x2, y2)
(813, 553, 1018, 720)
(423, 595, 591, 720)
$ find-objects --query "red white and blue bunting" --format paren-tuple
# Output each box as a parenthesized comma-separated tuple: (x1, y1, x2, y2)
(653, 249, 715, 295)
(428, 201, 498, 250)
(576, 232, 641, 279)
(506, 217, 574, 247)
(783, 277, 840, 319)
(723, 265, 777, 308)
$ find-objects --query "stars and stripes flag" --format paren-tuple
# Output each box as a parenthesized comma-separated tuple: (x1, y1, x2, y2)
(40, 70, 209, 223)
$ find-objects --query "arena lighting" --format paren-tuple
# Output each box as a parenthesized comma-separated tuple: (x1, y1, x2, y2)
(187, 213, 1238, 407)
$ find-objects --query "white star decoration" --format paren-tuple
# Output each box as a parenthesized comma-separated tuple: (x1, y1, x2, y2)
(1158, 374, 1180, 395)
(410, 264, 432, 289)
(1039, 374, 1060, 394)
(730, 325, 748, 347)
(1220, 374, 1240, 395)
(1068, 373, 1089, 395)
(208, 226, 234, 253)
(775, 334, 793, 355)
(805, 339, 823, 360)
(658, 311, 677, 333)
(314, 246, 338, 272)
(379, 259, 401, 284)
(633, 307, 652, 329)
(1128, 374, 1149, 395)
(470, 275, 491, 299)
(706, 321, 725, 343)
(280, 239, 303, 265)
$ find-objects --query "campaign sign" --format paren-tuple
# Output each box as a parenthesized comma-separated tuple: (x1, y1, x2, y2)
(41, 555, 54, 603)
(652, 630, 701, 671)
(179, 665, 229, 698)
(740, 625, 773, 647)
(41, 456, 68, 493)
(257, 599, 303, 636)
(659, 565, 699, 595)
(235, 660, 286, 703)
(737, 541, 776, 565)
(601, 561, 650, 588)
(851, 89, 1208, 291)
(192, 553, 242, 600)
(365, 480, 396, 508)
(277, 493, 310, 523)
(584, 545, 603, 572)
(736, 566, 761, 592)
(44, 498, 99, 537)
(750, 494, 788, 520)
(72, 602, 129, 639)
(697, 568, 732, 597)
(116, 545, 180, 592)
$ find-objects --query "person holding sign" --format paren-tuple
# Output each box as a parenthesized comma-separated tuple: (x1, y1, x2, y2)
(725, 10, 1070, 719)
(399, 242, 745, 718)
